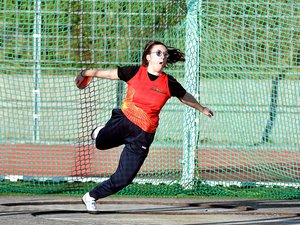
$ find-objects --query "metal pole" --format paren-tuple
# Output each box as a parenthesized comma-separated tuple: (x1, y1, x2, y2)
(33, 0, 41, 143)
(181, 0, 201, 187)
(262, 74, 284, 143)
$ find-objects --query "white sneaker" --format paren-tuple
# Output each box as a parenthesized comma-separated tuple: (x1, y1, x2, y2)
(91, 127, 102, 140)
(82, 192, 97, 212)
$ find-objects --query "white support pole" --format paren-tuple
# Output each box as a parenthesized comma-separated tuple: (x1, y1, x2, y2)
(181, 0, 201, 188)
(33, 0, 41, 143)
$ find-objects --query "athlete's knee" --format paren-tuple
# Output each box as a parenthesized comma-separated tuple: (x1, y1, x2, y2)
(112, 178, 133, 191)
(110, 172, 135, 190)
(95, 140, 108, 150)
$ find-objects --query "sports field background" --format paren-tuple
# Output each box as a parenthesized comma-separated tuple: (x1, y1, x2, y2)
(0, 0, 299, 198)
(0, 76, 298, 145)
(1, 77, 299, 188)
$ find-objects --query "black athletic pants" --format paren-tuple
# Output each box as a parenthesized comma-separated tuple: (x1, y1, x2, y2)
(89, 109, 155, 200)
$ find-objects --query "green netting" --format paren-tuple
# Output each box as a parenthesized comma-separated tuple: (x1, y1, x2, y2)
(0, 0, 299, 199)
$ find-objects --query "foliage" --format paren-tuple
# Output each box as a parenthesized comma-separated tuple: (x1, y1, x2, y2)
(0, 0, 298, 77)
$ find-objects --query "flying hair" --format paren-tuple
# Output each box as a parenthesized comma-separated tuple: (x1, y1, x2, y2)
(141, 40, 185, 66)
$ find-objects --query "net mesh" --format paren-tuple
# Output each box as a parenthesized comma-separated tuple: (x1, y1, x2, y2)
(0, 0, 299, 198)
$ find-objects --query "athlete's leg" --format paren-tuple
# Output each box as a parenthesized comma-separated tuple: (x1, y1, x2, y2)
(94, 109, 127, 150)
(89, 119, 155, 200)
(89, 143, 149, 199)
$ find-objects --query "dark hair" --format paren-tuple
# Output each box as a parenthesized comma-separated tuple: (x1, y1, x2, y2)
(141, 40, 185, 66)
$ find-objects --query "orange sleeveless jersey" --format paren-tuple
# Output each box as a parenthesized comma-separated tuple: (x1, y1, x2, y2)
(121, 66, 171, 133)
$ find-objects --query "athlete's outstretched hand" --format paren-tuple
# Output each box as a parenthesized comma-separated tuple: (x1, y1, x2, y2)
(202, 107, 214, 118)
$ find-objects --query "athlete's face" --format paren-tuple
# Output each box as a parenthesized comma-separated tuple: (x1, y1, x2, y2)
(146, 45, 168, 74)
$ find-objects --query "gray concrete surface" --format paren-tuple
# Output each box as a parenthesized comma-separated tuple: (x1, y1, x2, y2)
(0, 195, 300, 225)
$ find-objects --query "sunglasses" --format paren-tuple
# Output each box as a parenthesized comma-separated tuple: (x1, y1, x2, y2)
(150, 50, 169, 58)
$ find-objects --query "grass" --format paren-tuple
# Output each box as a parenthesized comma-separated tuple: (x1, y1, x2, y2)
(1, 180, 299, 200)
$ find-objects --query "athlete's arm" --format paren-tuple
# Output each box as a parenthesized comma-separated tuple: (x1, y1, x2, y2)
(83, 69, 119, 80)
(179, 92, 214, 117)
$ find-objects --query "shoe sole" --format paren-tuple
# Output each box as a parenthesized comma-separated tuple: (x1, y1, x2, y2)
(91, 126, 103, 140)
(90, 127, 98, 140)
